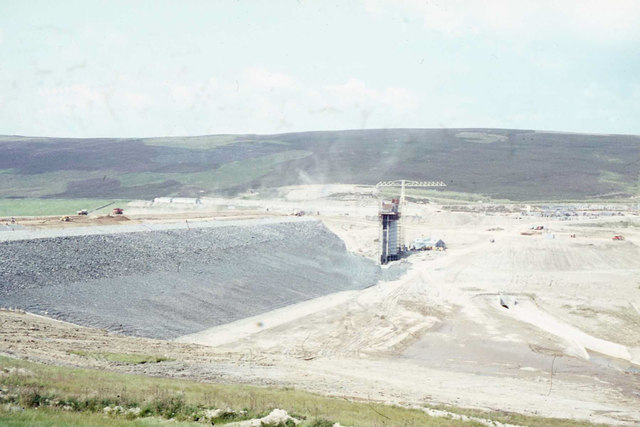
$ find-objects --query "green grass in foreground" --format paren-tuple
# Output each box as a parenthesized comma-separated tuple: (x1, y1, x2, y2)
(0, 199, 129, 217)
(0, 356, 606, 427)
(0, 408, 199, 427)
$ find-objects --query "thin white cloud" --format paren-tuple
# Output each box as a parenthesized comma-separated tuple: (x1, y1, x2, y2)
(167, 83, 198, 106)
(363, 0, 640, 41)
(148, 70, 421, 135)
(324, 78, 377, 106)
(18, 67, 422, 137)
(243, 67, 300, 91)
(527, 53, 568, 72)
(38, 84, 104, 114)
(118, 90, 153, 110)
(322, 78, 418, 113)
(382, 87, 418, 112)
(38, 83, 153, 114)
(79, 24, 126, 46)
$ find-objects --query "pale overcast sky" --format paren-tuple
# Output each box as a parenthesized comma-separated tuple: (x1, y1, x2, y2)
(1, 0, 640, 137)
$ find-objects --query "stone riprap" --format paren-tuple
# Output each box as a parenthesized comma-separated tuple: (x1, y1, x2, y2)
(0, 220, 380, 339)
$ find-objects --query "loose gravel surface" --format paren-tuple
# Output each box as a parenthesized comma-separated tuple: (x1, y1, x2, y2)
(0, 224, 24, 232)
(0, 220, 380, 339)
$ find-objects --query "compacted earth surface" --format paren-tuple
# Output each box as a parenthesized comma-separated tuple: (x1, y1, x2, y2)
(1, 185, 639, 426)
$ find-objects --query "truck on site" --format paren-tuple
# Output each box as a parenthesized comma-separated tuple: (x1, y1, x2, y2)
(112, 208, 124, 215)
(77, 209, 88, 215)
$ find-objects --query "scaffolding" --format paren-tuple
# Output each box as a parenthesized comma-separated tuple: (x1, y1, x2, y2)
(376, 180, 446, 264)
(379, 198, 400, 264)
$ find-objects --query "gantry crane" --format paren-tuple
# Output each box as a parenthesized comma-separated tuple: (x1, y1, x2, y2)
(375, 180, 446, 263)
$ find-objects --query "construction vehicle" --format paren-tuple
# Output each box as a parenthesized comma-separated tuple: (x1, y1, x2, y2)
(612, 235, 625, 241)
(77, 209, 88, 215)
(112, 208, 124, 215)
(59, 215, 71, 222)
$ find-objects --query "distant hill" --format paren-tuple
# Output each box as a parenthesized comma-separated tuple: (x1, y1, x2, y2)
(0, 129, 638, 201)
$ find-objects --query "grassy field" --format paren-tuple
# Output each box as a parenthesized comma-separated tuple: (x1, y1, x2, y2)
(141, 134, 243, 149)
(0, 409, 202, 427)
(0, 356, 605, 427)
(0, 169, 105, 198)
(118, 150, 311, 192)
(0, 199, 129, 217)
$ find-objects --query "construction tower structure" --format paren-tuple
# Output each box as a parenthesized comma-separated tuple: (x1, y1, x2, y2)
(376, 180, 446, 264)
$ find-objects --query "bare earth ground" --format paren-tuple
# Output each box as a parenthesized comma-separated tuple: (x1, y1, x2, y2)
(2, 185, 640, 425)
(1, 209, 283, 229)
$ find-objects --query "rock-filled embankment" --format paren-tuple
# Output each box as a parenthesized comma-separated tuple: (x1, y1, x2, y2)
(0, 220, 380, 339)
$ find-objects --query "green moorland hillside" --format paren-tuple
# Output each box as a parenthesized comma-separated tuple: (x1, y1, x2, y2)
(0, 129, 638, 204)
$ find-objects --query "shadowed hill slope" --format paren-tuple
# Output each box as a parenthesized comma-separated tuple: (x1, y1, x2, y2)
(1, 128, 638, 200)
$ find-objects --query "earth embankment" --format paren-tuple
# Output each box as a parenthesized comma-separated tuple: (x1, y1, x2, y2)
(0, 219, 380, 339)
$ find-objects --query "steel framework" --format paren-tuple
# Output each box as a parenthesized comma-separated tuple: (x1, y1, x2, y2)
(376, 179, 446, 258)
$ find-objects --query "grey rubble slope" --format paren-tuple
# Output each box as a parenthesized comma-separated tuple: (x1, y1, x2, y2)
(0, 221, 380, 339)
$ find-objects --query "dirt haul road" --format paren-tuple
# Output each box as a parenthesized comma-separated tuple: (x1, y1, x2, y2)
(2, 188, 640, 425)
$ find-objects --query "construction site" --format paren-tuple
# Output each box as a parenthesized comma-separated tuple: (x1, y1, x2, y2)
(1, 184, 640, 426)
(377, 180, 447, 263)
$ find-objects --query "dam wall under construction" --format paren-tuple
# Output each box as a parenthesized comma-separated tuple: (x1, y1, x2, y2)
(0, 219, 380, 339)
